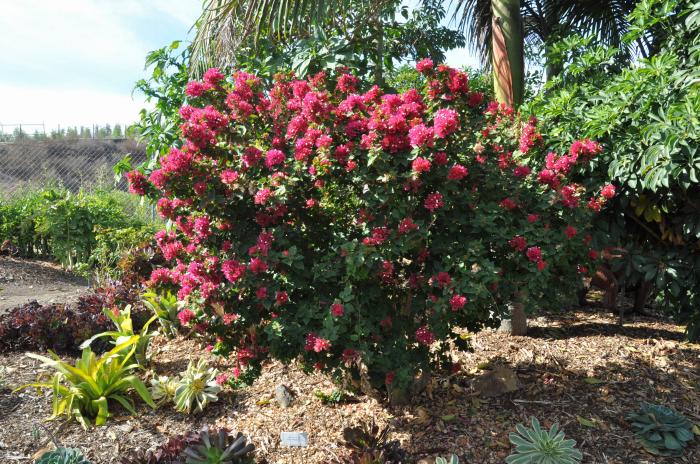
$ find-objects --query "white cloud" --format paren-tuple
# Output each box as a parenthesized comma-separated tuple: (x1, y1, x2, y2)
(0, 84, 146, 132)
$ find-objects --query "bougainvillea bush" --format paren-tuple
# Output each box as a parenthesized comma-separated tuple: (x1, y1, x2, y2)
(130, 62, 612, 394)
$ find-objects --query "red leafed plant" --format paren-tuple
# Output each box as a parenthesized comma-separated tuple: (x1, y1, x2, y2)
(131, 61, 612, 396)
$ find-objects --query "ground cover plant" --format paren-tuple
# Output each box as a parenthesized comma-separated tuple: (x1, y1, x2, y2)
(0, 283, 149, 355)
(130, 61, 612, 399)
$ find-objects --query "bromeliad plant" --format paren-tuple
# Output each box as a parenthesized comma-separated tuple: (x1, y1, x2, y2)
(20, 336, 156, 427)
(142, 290, 181, 338)
(627, 403, 695, 456)
(80, 305, 158, 365)
(133, 62, 608, 396)
(506, 417, 582, 464)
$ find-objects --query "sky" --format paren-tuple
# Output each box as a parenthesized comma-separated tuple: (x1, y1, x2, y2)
(0, 0, 478, 134)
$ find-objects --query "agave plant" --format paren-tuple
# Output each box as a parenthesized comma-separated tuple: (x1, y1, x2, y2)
(182, 428, 255, 464)
(80, 305, 158, 365)
(19, 336, 156, 427)
(35, 447, 91, 464)
(342, 419, 407, 464)
(506, 417, 582, 464)
(142, 291, 180, 338)
(174, 359, 221, 413)
(627, 403, 695, 456)
(435, 455, 459, 464)
(151, 374, 181, 405)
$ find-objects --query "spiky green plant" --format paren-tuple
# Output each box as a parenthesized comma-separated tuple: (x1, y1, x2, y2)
(435, 455, 459, 464)
(182, 428, 255, 464)
(80, 304, 157, 365)
(142, 291, 180, 338)
(627, 403, 694, 457)
(150, 374, 180, 405)
(18, 336, 156, 427)
(174, 359, 221, 414)
(506, 417, 582, 464)
(35, 447, 91, 464)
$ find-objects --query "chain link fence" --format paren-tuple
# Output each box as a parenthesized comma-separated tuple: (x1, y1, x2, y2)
(0, 139, 147, 198)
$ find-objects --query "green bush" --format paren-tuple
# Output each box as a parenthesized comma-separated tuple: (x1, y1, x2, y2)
(0, 188, 159, 276)
(527, 0, 700, 339)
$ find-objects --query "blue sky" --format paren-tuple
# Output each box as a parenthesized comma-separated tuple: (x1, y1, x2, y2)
(0, 0, 478, 133)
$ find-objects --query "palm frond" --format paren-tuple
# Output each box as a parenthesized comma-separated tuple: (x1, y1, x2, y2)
(189, 0, 395, 77)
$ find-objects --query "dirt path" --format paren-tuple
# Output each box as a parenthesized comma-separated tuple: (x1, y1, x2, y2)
(0, 257, 89, 312)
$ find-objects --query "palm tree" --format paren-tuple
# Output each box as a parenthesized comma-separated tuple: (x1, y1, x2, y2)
(190, 0, 395, 79)
(449, 0, 645, 81)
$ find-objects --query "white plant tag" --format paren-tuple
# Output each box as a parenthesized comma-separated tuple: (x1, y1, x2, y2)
(280, 431, 309, 447)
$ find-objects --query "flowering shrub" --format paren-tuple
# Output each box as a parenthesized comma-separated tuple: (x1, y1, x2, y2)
(131, 61, 610, 393)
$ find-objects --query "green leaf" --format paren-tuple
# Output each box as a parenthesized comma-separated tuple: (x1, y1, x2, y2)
(576, 416, 597, 428)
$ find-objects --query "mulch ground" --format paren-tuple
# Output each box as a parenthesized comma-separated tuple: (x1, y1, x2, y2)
(1, 308, 698, 463)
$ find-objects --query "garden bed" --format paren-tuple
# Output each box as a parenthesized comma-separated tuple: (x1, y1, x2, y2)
(1, 309, 698, 463)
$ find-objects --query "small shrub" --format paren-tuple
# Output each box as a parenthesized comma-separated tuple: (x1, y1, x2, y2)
(182, 428, 255, 464)
(35, 448, 91, 464)
(627, 403, 694, 456)
(314, 388, 353, 404)
(342, 419, 407, 464)
(119, 430, 200, 464)
(19, 337, 156, 427)
(174, 359, 222, 414)
(506, 417, 582, 464)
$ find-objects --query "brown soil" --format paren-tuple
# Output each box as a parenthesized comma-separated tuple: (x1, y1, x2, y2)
(0, 256, 89, 313)
(1, 310, 698, 463)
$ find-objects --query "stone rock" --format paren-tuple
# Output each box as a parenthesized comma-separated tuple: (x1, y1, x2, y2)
(275, 384, 294, 408)
(472, 366, 520, 397)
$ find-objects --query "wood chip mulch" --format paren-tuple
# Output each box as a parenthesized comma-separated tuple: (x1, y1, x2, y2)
(1, 308, 698, 463)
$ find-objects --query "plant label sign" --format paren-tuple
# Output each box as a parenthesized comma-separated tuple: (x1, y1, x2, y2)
(280, 431, 308, 447)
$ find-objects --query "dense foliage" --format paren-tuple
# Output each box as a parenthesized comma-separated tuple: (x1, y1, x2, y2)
(527, 0, 700, 338)
(0, 187, 156, 272)
(130, 62, 608, 395)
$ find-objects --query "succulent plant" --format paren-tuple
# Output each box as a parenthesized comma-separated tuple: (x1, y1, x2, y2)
(506, 417, 582, 464)
(36, 447, 91, 464)
(627, 403, 695, 456)
(435, 455, 459, 464)
(342, 419, 407, 464)
(174, 359, 222, 413)
(150, 374, 180, 404)
(182, 428, 255, 464)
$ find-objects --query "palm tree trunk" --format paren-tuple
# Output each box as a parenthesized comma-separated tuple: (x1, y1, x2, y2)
(373, 15, 385, 87)
(491, 0, 524, 108)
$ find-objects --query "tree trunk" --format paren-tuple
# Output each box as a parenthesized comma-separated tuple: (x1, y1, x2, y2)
(491, 0, 524, 108)
(373, 15, 384, 87)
